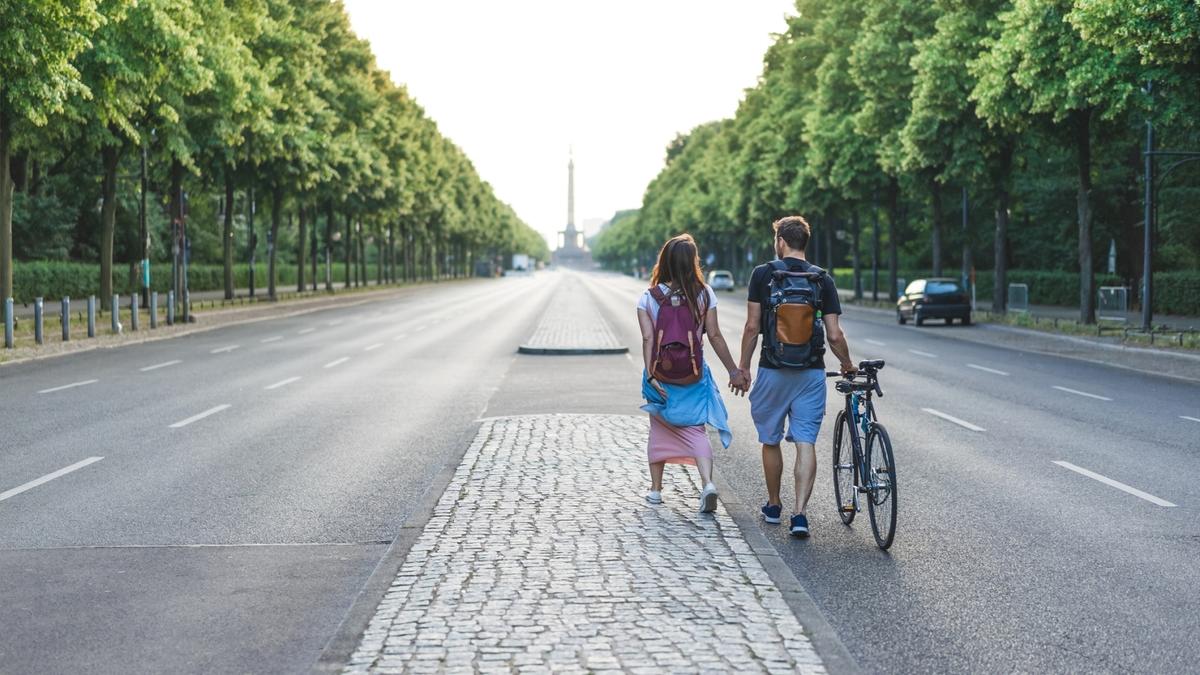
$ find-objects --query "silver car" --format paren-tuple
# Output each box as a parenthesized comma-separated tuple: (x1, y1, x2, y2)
(707, 269, 735, 292)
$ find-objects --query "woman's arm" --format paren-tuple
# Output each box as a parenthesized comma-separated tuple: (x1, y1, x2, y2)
(637, 308, 667, 397)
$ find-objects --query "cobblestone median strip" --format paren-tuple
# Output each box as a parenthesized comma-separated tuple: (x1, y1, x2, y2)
(345, 414, 826, 673)
(518, 276, 627, 355)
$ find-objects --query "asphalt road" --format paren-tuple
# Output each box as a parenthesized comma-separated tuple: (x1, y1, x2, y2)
(0, 275, 555, 673)
(585, 271, 1199, 674)
(2, 269, 1196, 674)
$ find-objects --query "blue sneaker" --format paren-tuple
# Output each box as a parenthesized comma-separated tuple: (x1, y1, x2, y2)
(761, 503, 782, 524)
(789, 514, 810, 538)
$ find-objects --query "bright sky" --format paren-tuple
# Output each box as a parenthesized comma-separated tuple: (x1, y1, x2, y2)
(341, 1, 796, 247)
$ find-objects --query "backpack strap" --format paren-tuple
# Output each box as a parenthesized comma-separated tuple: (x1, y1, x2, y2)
(648, 285, 669, 306)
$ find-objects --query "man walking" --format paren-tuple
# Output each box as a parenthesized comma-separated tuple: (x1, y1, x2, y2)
(738, 216, 855, 538)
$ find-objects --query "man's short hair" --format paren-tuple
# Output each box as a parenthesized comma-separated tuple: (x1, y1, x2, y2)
(773, 216, 811, 252)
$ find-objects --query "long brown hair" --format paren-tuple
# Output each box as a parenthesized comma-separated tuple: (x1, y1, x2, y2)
(650, 233, 706, 323)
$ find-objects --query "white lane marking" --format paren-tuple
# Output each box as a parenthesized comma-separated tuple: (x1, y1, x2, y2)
(967, 363, 1010, 376)
(392, 333, 408, 341)
(1180, 416, 1200, 424)
(260, 336, 283, 343)
(414, 324, 428, 332)
(1052, 385, 1112, 401)
(1053, 461, 1177, 507)
(169, 404, 231, 429)
(364, 343, 383, 352)
(38, 379, 99, 394)
(324, 357, 350, 369)
(298, 328, 316, 335)
(210, 345, 240, 354)
(0, 457, 105, 503)
(922, 408, 986, 432)
(265, 376, 301, 390)
(908, 349, 937, 358)
(327, 319, 344, 327)
(140, 360, 182, 372)
(865, 339, 886, 346)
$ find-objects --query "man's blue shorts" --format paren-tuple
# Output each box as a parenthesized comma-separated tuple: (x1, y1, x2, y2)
(749, 366, 827, 445)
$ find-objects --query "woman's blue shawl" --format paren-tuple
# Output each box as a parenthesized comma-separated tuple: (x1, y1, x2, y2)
(640, 363, 732, 448)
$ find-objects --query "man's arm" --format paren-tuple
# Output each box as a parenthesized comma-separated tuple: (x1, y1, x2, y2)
(824, 313, 855, 374)
(739, 301, 762, 372)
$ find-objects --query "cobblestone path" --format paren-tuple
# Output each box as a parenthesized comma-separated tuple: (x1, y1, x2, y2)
(346, 414, 826, 673)
(518, 275, 625, 354)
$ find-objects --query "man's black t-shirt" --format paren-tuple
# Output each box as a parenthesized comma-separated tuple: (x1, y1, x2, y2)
(747, 257, 842, 369)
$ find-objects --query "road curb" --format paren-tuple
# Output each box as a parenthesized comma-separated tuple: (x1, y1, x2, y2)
(516, 344, 629, 355)
(712, 469, 862, 675)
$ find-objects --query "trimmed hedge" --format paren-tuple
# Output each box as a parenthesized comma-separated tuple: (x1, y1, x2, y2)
(831, 267, 1200, 315)
(10, 261, 385, 304)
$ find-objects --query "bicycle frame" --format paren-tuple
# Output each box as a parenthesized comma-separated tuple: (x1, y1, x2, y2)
(844, 389, 878, 494)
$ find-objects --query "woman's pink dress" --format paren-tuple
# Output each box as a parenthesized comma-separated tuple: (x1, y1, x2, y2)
(648, 414, 712, 466)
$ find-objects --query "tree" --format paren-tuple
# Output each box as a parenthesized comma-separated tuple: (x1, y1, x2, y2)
(0, 0, 101, 303)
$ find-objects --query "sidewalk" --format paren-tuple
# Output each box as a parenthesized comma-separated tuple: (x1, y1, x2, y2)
(345, 414, 828, 674)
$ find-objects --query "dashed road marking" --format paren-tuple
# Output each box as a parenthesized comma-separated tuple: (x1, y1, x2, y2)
(38, 380, 99, 394)
(140, 360, 182, 372)
(908, 349, 937, 358)
(169, 404, 231, 429)
(327, 319, 344, 327)
(392, 333, 408, 341)
(967, 363, 1009, 376)
(324, 357, 350, 369)
(260, 336, 283, 343)
(1180, 416, 1200, 424)
(922, 408, 985, 432)
(1053, 460, 1176, 507)
(265, 376, 301, 390)
(364, 343, 383, 352)
(298, 328, 316, 335)
(0, 457, 105, 503)
(210, 345, 240, 354)
(865, 339, 887, 346)
(1052, 385, 1112, 401)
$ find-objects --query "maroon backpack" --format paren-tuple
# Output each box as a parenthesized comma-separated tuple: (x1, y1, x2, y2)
(649, 286, 706, 385)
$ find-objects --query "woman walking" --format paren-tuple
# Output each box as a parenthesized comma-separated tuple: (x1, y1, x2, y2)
(637, 234, 748, 512)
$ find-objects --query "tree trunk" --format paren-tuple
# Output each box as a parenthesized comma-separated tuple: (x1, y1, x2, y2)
(0, 98, 13, 304)
(170, 159, 184, 313)
(930, 176, 943, 277)
(887, 178, 900, 302)
(824, 220, 834, 271)
(324, 201, 333, 291)
(297, 204, 307, 292)
(100, 142, 122, 310)
(359, 225, 367, 285)
(993, 142, 1014, 313)
(223, 171, 235, 300)
(851, 212, 862, 300)
(1075, 108, 1095, 324)
(388, 223, 396, 283)
(310, 208, 318, 291)
(376, 230, 383, 285)
(344, 211, 352, 289)
(871, 192, 880, 301)
(268, 184, 281, 301)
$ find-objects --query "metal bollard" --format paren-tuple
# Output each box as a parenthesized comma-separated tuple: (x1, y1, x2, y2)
(34, 298, 44, 345)
(167, 291, 175, 326)
(131, 294, 139, 332)
(62, 297, 71, 342)
(150, 292, 158, 329)
(111, 295, 120, 334)
(87, 296, 96, 337)
(4, 298, 13, 349)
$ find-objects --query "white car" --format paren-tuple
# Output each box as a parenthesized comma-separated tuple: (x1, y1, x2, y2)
(707, 270, 735, 292)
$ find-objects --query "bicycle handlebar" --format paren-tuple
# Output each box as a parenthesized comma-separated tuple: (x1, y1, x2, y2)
(826, 359, 885, 397)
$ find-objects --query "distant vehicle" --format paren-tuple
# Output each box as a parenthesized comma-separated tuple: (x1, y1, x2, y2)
(511, 253, 531, 272)
(707, 270, 735, 292)
(897, 278, 971, 326)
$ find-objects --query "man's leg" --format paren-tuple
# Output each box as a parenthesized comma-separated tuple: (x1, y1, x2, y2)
(793, 441, 817, 515)
(762, 444, 783, 506)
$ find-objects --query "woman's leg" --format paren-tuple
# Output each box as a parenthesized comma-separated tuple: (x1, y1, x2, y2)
(649, 461, 665, 491)
(695, 455, 713, 487)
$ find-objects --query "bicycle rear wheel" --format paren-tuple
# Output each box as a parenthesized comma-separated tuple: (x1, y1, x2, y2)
(832, 409, 857, 525)
(865, 423, 897, 549)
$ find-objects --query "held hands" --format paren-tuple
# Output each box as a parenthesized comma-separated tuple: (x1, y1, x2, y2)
(728, 368, 752, 396)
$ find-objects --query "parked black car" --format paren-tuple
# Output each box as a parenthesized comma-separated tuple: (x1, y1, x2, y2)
(897, 278, 972, 326)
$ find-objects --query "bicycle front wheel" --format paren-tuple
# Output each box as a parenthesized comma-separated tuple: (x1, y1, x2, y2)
(832, 409, 857, 525)
(865, 423, 897, 550)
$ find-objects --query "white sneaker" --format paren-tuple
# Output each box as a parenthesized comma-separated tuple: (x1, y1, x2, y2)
(699, 483, 718, 513)
(645, 491, 663, 504)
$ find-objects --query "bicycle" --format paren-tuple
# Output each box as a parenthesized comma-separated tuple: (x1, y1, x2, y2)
(827, 359, 896, 550)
